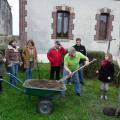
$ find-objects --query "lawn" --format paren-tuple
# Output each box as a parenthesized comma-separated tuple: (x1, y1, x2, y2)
(0, 63, 119, 120)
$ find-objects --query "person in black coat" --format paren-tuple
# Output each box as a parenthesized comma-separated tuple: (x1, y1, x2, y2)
(96, 53, 115, 100)
(73, 38, 87, 85)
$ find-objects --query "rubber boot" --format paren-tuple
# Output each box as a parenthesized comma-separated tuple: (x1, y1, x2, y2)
(100, 89, 104, 100)
(104, 90, 108, 100)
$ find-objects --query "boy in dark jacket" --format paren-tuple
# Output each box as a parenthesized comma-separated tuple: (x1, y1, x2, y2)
(73, 38, 87, 84)
(96, 53, 115, 100)
(47, 41, 66, 80)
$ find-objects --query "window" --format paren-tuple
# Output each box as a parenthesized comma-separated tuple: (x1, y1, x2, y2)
(94, 8, 114, 40)
(57, 11, 69, 38)
(51, 6, 75, 40)
(99, 13, 109, 40)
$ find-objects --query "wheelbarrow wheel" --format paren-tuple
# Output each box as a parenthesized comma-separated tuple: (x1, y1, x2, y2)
(37, 100, 54, 114)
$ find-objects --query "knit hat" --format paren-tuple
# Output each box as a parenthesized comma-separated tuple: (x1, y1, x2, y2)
(68, 47, 76, 54)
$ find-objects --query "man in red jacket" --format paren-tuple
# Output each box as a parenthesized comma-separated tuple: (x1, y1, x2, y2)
(47, 41, 66, 80)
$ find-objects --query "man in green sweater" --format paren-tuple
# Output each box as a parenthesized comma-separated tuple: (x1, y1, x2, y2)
(63, 47, 89, 96)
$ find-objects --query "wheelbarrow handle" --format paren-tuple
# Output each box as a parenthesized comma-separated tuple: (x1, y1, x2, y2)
(7, 73, 24, 84)
(58, 58, 97, 82)
(0, 78, 24, 93)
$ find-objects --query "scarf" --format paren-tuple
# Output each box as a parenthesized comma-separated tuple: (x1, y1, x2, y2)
(11, 44, 16, 49)
(101, 59, 110, 67)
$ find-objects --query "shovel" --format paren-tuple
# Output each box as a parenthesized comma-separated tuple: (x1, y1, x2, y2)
(58, 58, 97, 83)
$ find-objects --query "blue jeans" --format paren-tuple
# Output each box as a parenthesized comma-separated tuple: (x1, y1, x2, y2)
(78, 63, 84, 83)
(9, 63, 18, 85)
(62, 69, 81, 96)
(25, 62, 33, 80)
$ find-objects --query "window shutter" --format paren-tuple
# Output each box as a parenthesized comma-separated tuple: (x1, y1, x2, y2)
(107, 15, 114, 40)
(51, 12, 57, 39)
(68, 13, 75, 40)
(94, 14, 100, 40)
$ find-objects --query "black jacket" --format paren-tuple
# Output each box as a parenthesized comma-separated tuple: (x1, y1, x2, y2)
(73, 44, 86, 63)
(98, 63, 114, 83)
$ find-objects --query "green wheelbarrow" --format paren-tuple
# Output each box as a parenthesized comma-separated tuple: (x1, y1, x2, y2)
(0, 73, 66, 114)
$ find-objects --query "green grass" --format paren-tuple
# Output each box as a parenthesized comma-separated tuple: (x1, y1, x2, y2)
(0, 63, 119, 120)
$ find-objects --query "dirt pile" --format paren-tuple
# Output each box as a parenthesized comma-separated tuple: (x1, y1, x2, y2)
(103, 107, 120, 117)
(24, 80, 64, 90)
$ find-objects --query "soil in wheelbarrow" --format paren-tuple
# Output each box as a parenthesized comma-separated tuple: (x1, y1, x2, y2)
(24, 80, 64, 90)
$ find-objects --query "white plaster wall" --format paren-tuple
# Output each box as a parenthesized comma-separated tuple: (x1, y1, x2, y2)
(26, 0, 120, 57)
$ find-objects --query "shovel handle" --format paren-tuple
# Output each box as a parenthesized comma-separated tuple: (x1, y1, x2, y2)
(58, 58, 97, 82)
(72, 58, 97, 74)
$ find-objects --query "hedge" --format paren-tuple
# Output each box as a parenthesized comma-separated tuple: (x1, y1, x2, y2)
(84, 51, 104, 79)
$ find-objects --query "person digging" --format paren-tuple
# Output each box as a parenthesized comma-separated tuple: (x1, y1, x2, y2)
(62, 47, 89, 96)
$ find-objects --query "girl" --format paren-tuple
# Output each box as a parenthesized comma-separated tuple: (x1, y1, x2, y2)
(5, 38, 21, 85)
(96, 53, 115, 100)
(22, 40, 37, 80)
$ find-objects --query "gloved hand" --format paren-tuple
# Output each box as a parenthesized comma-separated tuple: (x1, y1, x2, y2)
(107, 76, 111, 80)
(69, 71, 74, 77)
(3, 58, 6, 62)
(8, 63, 12, 67)
(96, 70, 99, 74)
(19, 62, 23, 66)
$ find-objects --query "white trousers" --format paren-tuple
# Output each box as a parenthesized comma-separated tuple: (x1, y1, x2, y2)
(100, 82, 109, 91)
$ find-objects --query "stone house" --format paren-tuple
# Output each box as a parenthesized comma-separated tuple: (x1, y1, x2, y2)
(19, 0, 120, 62)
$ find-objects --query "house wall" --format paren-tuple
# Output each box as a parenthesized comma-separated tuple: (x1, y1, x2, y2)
(20, 0, 120, 57)
(0, 0, 12, 36)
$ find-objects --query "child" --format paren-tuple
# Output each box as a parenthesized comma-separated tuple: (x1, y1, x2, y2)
(96, 53, 115, 100)
(0, 51, 6, 92)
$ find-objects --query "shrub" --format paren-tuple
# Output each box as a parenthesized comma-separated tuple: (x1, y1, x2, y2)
(84, 51, 104, 79)
(0, 44, 7, 55)
(114, 63, 120, 87)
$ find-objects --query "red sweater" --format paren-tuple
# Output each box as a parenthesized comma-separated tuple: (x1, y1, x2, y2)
(47, 47, 66, 67)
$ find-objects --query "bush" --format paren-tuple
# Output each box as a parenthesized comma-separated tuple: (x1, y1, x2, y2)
(84, 51, 105, 79)
(114, 63, 120, 87)
(0, 44, 7, 55)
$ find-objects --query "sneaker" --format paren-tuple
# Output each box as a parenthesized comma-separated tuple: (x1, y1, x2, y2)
(104, 95, 108, 100)
(68, 82, 71, 85)
(76, 93, 81, 96)
(67, 82, 71, 85)
(100, 95, 104, 100)
(80, 82, 84, 85)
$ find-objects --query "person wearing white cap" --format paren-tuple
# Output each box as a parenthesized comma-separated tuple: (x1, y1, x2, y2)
(63, 47, 89, 96)
(47, 41, 66, 80)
